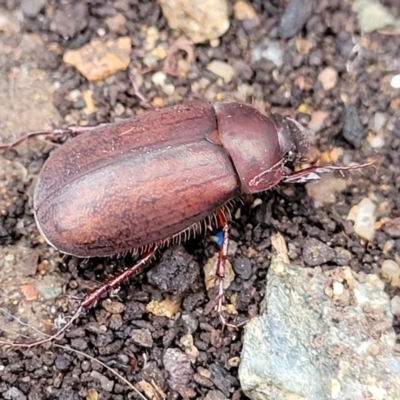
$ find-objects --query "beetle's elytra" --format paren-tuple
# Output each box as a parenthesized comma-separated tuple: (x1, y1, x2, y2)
(33, 101, 310, 258)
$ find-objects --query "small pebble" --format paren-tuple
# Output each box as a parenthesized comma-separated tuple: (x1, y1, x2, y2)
(87, 389, 99, 400)
(146, 297, 181, 318)
(233, 1, 260, 30)
(204, 390, 228, 400)
(71, 338, 88, 351)
(372, 112, 387, 131)
(3, 387, 27, 400)
(318, 67, 338, 91)
(295, 38, 313, 55)
(20, 284, 39, 302)
(251, 42, 284, 68)
(233, 257, 252, 280)
(352, 0, 397, 32)
(383, 240, 395, 254)
(102, 300, 124, 314)
(151, 71, 175, 95)
(347, 198, 376, 242)
(63, 37, 131, 81)
(334, 247, 352, 266)
(333, 281, 344, 296)
(306, 175, 347, 206)
(21, 0, 46, 18)
(342, 104, 366, 148)
(390, 295, 400, 316)
(204, 254, 234, 290)
(105, 14, 127, 34)
(35, 283, 63, 301)
(381, 260, 400, 287)
(209, 363, 237, 397)
(50, 2, 88, 38)
(206, 60, 235, 83)
(163, 348, 195, 397)
(368, 134, 385, 149)
(391, 74, 400, 89)
(181, 312, 199, 334)
(279, 0, 313, 39)
(131, 329, 153, 348)
(159, 0, 229, 43)
(90, 371, 114, 392)
(303, 238, 336, 267)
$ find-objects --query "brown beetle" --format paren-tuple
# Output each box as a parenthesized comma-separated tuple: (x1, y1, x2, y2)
(0, 101, 371, 346)
(34, 101, 310, 258)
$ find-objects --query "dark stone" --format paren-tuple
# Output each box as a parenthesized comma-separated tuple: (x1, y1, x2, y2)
(342, 104, 366, 148)
(303, 238, 336, 266)
(279, 0, 313, 39)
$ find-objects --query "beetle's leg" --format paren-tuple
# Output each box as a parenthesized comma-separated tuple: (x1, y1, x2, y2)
(0, 126, 99, 150)
(0, 248, 156, 349)
(81, 247, 156, 309)
(213, 210, 246, 328)
(282, 160, 376, 184)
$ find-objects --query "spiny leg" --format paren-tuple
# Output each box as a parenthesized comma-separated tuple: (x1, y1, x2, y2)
(214, 209, 246, 328)
(0, 247, 156, 348)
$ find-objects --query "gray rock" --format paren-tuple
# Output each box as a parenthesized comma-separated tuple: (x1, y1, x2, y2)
(164, 348, 196, 398)
(233, 256, 252, 280)
(251, 41, 284, 68)
(239, 255, 400, 400)
(343, 104, 366, 148)
(131, 328, 153, 348)
(303, 238, 336, 266)
(279, 0, 313, 39)
(90, 371, 114, 392)
(21, 0, 46, 18)
(4, 387, 27, 400)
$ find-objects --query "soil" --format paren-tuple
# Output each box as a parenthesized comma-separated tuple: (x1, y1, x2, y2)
(0, 0, 399, 399)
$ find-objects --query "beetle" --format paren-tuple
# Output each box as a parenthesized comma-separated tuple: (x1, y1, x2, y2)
(0, 101, 371, 346)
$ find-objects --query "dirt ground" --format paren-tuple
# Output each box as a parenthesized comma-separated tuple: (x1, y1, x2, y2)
(0, 0, 399, 399)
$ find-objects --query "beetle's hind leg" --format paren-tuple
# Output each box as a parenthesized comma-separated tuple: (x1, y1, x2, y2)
(0, 125, 102, 150)
(82, 247, 157, 309)
(0, 248, 157, 348)
(214, 210, 247, 329)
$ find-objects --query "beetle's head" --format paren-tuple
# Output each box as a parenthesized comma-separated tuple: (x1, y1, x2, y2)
(271, 114, 310, 164)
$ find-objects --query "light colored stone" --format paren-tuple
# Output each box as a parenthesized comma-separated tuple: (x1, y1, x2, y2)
(234, 1, 259, 24)
(251, 41, 284, 68)
(306, 174, 347, 206)
(204, 253, 234, 290)
(390, 295, 400, 316)
(63, 37, 131, 81)
(318, 67, 338, 91)
(381, 260, 400, 287)
(206, 60, 235, 83)
(347, 197, 377, 242)
(158, 0, 229, 43)
(391, 74, 400, 89)
(239, 257, 400, 400)
(352, 0, 398, 32)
